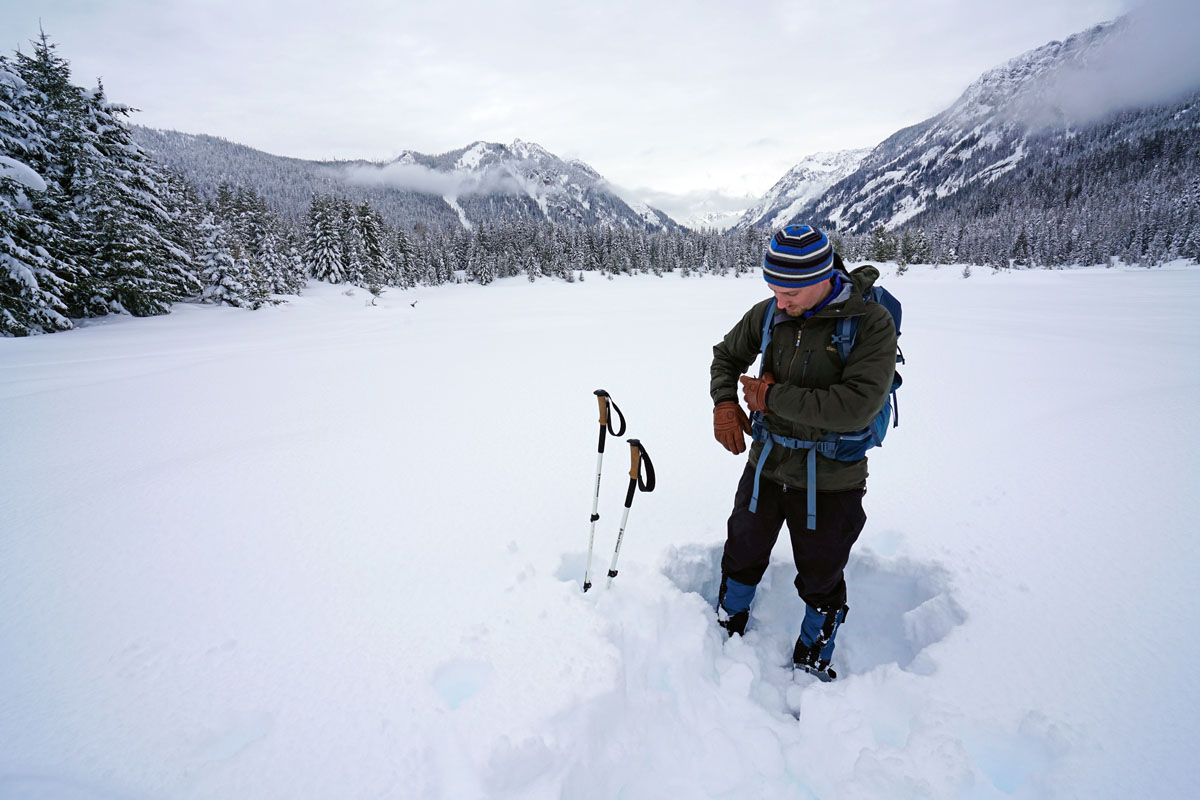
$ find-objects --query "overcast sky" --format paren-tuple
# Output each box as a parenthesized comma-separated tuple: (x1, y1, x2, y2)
(4, 0, 1149, 221)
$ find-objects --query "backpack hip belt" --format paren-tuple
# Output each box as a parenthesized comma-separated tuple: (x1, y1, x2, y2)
(748, 420, 839, 529)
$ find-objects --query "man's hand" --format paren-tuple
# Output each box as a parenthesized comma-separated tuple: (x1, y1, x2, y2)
(739, 373, 775, 413)
(713, 401, 752, 455)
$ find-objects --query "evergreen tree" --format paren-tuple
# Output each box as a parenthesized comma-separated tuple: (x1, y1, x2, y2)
(391, 226, 416, 287)
(198, 212, 262, 308)
(304, 194, 344, 282)
(866, 226, 896, 262)
(76, 82, 200, 315)
(13, 32, 90, 279)
(339, 197, 366, 285)
(0, 54, 73, 335)
(15, 35, 200, 318)
(353, 201, 389, 287)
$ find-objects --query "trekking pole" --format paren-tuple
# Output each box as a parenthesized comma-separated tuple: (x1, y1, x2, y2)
(583, 389, 626, 592)
(606, 438, 656, 589)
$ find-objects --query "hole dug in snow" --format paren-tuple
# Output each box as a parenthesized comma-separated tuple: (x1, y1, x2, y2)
(660, 543, 965, 678)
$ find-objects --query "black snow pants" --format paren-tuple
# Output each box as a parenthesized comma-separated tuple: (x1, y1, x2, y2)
(720, 462, 867, 610)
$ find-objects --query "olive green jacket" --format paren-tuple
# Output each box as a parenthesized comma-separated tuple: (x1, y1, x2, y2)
(709, 265, 898, 491)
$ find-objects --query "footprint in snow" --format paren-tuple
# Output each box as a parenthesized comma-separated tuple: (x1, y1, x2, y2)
(432, 658, 493, 710)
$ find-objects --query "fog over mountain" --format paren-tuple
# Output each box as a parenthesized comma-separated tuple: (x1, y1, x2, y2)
(133, 130, 678, 232)
(1033, 0, 1200, 126)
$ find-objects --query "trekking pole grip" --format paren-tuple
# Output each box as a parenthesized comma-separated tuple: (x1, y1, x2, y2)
(594, 389, 627, 439)
(630, 439, 655, 492)
(595, 389, 610, 426)
(624, 439, 656, 506)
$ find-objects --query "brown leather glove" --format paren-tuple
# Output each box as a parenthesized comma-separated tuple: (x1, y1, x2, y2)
(739, 373, 775, 413)
(713, 401, 752, 455)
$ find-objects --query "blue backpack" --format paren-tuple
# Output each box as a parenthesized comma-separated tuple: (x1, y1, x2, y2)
(747, 277, 904, 526)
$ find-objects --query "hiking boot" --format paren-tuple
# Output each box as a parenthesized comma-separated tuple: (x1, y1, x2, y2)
(717, 606, 749, 637)
(717, 575, 756, 638)
(792, 636, 837, 681)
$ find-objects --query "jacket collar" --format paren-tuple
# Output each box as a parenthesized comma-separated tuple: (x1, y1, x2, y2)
(771, 270, 859, 325)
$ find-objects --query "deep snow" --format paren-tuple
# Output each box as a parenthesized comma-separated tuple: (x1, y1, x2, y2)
(1, 264, 1198, 799)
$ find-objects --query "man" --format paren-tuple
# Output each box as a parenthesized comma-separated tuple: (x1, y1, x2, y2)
(709, 224, 897, 680)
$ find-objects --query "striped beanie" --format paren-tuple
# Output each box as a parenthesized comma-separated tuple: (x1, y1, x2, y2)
(763, 225, 835, 288)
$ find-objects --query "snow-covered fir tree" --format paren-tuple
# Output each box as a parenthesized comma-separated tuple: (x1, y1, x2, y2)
(198, 212, 260, 308)
(0, 33, 210, 334)
(0, 54, 74, 335)
(303, 194, 344, 283)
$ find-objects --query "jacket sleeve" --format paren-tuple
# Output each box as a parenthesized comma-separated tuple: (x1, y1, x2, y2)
(767, 304, 897, 431)
(710, 299, 770, 405)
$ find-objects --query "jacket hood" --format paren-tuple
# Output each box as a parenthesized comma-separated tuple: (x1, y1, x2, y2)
(809, 263, 877, 320)
(847, 264, 881, 296)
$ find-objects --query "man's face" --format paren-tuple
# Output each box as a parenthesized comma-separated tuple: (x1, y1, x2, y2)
(771, 279, 832, 317)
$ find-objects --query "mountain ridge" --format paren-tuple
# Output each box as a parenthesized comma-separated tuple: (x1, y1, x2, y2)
(132, 128, 679, 233)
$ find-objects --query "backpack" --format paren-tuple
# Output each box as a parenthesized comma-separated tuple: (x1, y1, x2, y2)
(746, 272, 904, 524)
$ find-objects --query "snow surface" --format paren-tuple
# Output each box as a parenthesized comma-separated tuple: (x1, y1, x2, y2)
(2, 264, 1199, 799)
(455, 143, 493, 172)
(0, 154, 47, 193)
(442, 195, 473, 231)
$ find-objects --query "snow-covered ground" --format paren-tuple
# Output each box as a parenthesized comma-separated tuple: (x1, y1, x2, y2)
(2, 264, 1198, 799)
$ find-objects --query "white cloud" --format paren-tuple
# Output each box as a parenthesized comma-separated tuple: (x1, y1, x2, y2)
(340, 162, 524, 198)
(613, 185, 758, 229)
(1037, 0, 1200, 124)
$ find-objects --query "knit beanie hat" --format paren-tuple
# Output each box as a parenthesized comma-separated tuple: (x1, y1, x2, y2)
(763, 225, 835, 288)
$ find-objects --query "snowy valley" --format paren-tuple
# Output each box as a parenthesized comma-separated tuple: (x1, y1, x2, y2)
(2, 264, 1197, 798)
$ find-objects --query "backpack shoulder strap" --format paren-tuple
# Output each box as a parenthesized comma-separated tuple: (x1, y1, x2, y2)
(832, 316, 858, 364)
(758, 298, 776, 378)
(832, 284, 888, 364)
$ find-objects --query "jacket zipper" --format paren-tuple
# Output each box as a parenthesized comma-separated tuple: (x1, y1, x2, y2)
(795, 325, 813, 385)
(782, 324, 813, 440)
(784, 324, 803, 379)
(787, 323, 816, 438)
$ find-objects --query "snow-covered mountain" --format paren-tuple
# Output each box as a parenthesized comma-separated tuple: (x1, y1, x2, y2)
(674, 209, 748, 232)
(799, 21, 1124, 234)
(132, 129, 679, 232)
(733, 149, 870, 232)
(748, 15, 1200, 249)
(364, 138, 678, 231)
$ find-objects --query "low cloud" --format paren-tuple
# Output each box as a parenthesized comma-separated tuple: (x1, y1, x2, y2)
(616, 185, 759, 229)
(1036, 0, 1200, 125)
(340, 162, 525, 198)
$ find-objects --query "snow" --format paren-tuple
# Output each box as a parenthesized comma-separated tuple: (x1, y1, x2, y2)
(0, 154, 47, 193)
(442, 195, 473, 230)
(741, 149, 870, 231)
(455, 143, 492, 172)
(622, 196, 665, 228)
(978, 140, 1028, 183)
(677, 209, 745, 232)
(2, 265, 1199, 798)
(884, 194, 927, 229)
